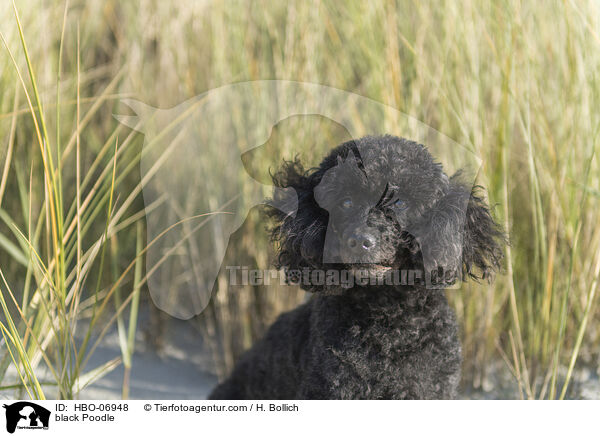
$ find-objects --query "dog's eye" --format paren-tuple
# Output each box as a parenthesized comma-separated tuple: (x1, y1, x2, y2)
(393, 199, 407, 210)
(341, 198, 353, 209)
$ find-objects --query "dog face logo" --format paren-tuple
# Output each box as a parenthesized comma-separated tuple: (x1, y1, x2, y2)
(2, 402, 50, 433)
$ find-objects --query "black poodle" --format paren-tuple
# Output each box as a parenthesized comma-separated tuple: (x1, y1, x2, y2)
(209, 135, 504, 400)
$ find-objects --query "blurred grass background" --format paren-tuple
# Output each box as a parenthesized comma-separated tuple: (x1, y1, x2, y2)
(0, 0, 599, 399)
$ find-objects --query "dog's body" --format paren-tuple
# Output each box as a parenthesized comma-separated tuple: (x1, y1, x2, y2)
(210, 286, 460, 399)
(209, 135, 504, 400)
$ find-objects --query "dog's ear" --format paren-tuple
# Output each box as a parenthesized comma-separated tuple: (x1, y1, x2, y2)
(410, 175, 505, 284)
(461, 186, 506, 281)
(266, 159, 327, 277)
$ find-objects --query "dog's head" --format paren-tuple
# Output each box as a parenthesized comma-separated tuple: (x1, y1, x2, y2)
(268, 135, 505, 292)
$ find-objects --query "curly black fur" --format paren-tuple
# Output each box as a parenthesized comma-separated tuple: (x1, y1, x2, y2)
(209, 135, 505, 400)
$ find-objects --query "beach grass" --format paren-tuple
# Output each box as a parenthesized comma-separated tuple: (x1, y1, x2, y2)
(0, 0, 599, 399)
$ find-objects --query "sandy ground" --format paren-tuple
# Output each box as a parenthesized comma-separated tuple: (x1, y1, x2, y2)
(2, 316, 598, 400)
(0, 316, 218, 400)
(77, 319, 218, 400)
(87, 316, 600, 400)
(460, 360, 600, 400)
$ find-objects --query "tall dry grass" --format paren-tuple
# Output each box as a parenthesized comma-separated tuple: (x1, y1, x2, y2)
(0, 0, 599, 398)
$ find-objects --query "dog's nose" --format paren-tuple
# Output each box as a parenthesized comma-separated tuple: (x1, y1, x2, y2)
(347, 233, 376, 252)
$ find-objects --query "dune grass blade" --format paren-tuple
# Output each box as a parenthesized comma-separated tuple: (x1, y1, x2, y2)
(0, 271, 45, 399)
(115, 221, 143, 399)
